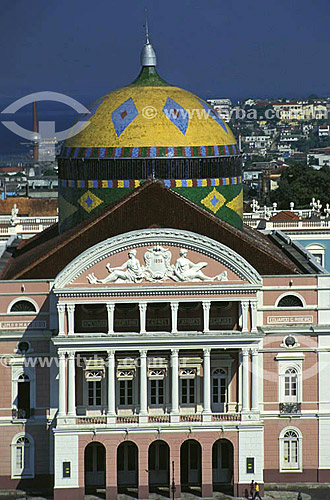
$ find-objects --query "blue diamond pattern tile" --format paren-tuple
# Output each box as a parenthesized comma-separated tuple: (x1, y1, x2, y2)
(111, 98, 139, 137)
(162, 97, 189, 135)
(197, 98, 227, 133)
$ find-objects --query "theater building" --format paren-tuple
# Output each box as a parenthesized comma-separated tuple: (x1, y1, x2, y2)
(0, 37, 330, 500)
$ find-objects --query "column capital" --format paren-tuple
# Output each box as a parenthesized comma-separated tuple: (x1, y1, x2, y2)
(58, 350, 66, 360)
(57, 303, 66, 312)
(250, 300, 258, 310)
(67, 304, 75, 312)
(67, 351, 75, 359)
(202, 300, 211, 310)
(241, 300, 249, 311)
(107, 349, 115, 358)
(171, 348, 179, 356)
(251, 347, 259, 356)
(242, 347, 250, 356)
(139, 349, 148, 358)
(139, 302, 148, 311)
(170, 302, 179, 311)
(203, 347, 211, 356)
(106, 302, 115, 312)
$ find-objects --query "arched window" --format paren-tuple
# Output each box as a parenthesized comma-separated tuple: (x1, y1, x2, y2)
(306, 243, 325, 267)
(11, 434, 34, 478)
(284, 368, 298, 399)
(212, 368, 227, 411)
(277, 295, 304, 308)
(9, 300, 37, 313)
(279, 428, 302, 471)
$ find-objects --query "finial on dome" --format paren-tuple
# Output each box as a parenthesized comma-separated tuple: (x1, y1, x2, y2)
(141, 9, 157, 67)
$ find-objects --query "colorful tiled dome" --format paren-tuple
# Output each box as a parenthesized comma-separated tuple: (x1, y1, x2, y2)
(58, 38, 242, 233)
(63, 68, 237, 155)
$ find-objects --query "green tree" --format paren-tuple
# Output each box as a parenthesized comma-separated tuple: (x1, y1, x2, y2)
(270, 164, 330, 208)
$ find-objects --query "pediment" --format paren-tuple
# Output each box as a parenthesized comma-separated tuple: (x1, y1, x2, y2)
(54, 229, 262, 290)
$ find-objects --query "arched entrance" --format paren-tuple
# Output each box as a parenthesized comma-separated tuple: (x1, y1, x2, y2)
(212, 439, 234, 494)
(117, 441, 138, 494)
(180, 439, 202, 493)
(84, 442, 106, 494)
(148, 440, 170, 494)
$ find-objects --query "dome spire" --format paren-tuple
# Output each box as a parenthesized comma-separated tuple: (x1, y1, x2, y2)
(140, 9, 157, 67)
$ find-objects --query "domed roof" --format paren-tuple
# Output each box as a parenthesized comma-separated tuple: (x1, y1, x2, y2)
(63, 45, 237, 159)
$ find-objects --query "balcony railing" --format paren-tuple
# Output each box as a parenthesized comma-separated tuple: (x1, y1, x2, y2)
(71, 412, 242, 425)
(279, 403, 301, 415)
(76, 416, 107, 425)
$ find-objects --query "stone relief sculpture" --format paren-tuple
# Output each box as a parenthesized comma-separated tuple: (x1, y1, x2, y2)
(86, 247, 228, 284)
(87, 250, 144, 284)
(173, 249, 227, 282)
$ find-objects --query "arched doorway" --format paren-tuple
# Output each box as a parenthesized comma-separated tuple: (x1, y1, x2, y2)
(117, 441, 138, 494)
(84, 442, 106, 494)
(148, 440, 170, 494)
(180, 439, 202, 493)
(212, 439, 234, 494)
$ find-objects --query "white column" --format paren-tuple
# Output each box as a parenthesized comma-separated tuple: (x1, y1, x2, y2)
(67, 304, 75, 335)
(241, 301, 249, 333)
(58, 351, 66, 417)
(57, 304, 66, 336)
(250, 300, 258, 333)
(170, 302, 179, 333)
(203, 348, 211, 413)
(202, 301, 211, 333)
(67, 351, 76, 417)
(171, 349, 179, 414)
(106, 303, 115, 334)
(238, 351, 243, 411)
(139, 349, 148, 415)
(139, 302, 147, 334)
(251, 348, 259, 412)
(107, 350, 116, 416)
(242, 348, 250, 412)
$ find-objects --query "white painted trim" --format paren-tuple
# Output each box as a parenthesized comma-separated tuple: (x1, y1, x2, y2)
(7, 297, 39, 314)
(279, 426, 303, 472)
(275, 292, 306, 308)
(11, 432, 35, 479)
(54, 229, 262, 289)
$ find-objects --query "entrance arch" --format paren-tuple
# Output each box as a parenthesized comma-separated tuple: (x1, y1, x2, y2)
(148, 440, 170, 493)
(212, 439, 234, 494)
(180, 439, 202, 492)
(117, 441, 138, 493)
(84, 442, 106, 494)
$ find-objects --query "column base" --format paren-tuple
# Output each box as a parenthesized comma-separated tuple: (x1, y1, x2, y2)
(138, 484, 149, 499)
(106, 486, 117, 500)
(54, 488, 84, 500)
(201, 483, 213, 498)
(139, 414, 148, 424)
(170, 413, 180, 423)
(107, 415, 116, 424)
(202, 412, 212, 422)
(241, 410, 260, 421)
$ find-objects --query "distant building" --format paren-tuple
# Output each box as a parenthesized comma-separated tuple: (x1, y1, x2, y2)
(207, 98, 232, 122)
(319, 125, 330, 138)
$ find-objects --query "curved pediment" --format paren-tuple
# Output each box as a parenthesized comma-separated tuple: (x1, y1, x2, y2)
(53, 229, 262, 290)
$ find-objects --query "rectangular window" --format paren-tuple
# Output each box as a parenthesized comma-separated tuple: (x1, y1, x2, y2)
(181, 379, 195, 404)
(88, 381, 102, 406)
(150, 379, 164, 405)
(119, 380, 133, 405)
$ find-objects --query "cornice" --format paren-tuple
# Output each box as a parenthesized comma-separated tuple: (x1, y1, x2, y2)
(54, 229, 262, 289)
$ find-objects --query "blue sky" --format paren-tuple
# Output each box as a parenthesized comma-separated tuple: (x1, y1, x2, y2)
(0, 0, 330, 153)
(1, 0, 330, 104)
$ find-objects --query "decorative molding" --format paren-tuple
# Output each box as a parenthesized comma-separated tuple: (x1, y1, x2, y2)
(54, 229, 262, 289)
